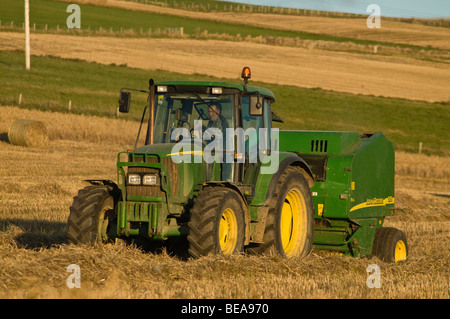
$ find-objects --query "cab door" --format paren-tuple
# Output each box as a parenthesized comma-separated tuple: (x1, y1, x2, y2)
(239, 95, 272, 186)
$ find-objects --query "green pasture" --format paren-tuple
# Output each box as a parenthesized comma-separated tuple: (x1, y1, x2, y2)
(0, 0, 359, 41)
(0, 50, 448, 156)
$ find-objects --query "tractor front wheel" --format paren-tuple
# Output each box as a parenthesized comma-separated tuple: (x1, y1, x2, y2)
(187, 187, 246, 258)
(67, 186, 117, 244)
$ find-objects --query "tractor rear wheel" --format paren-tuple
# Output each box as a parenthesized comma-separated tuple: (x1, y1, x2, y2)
(67, 186, 117, 244)
(187, 187, 246, 258)
(251, 167, 314, 258)
(372, 227, 408, 263)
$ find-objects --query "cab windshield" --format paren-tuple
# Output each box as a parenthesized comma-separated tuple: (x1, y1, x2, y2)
(153, 93, 234, 144)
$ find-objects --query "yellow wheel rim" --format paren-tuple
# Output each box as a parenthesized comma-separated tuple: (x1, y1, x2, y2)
(394, 240, 407, 262)
(219, 208, 238, 255)
(280, 188, 306, 258)
(98, 206, 113, 242)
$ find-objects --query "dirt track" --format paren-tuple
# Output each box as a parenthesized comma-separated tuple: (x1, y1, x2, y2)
(1, 31, 449, 102)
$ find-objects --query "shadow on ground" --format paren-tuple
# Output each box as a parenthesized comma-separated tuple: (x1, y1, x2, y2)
(0, 218, 190, 259)
(0, 218, 68, 249)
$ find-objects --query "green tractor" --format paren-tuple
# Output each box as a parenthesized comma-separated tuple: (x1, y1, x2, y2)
(68, 67, 408, 263)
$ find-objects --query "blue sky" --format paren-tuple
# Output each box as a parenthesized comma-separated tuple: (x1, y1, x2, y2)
(222, 0, 450, 18)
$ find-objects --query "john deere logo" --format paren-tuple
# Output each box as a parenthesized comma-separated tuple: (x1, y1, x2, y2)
(366, 198, 385, 205)
(350, 196, 394, 212)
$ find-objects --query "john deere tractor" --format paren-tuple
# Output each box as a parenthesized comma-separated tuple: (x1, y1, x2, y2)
(68, 67, 408, 263)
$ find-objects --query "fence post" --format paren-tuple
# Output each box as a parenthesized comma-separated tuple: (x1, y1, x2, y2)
(25, 0, 30, 70)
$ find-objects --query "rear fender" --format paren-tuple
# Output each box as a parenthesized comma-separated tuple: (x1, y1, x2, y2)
(249, 154, 314, 243)
(251, 153, 314, 207)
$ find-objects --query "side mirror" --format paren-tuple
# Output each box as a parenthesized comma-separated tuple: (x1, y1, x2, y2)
(249, 95, 263, 116)
(118, 91, 131, 113)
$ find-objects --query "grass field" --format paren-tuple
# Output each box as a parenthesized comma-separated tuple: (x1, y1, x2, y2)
(0, 0, 386, 44)
(0, 106, 448, 299)
(2, 0, 449, 52)
(72, 0, 450, 50)
(1, 51, 449, 156)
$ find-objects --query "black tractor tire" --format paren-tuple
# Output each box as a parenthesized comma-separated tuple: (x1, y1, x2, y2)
(67, 186, 117, 244)
(371, 227, 408, 263)
(187, 187, 246, 258)
(249, 167, 314, 259)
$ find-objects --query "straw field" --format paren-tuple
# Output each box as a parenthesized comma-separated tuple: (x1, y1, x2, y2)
(0, 106, 448, 299)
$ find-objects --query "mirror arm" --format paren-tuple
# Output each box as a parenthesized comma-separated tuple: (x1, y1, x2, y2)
(256, 92, 262, 109)
(120, 88, 148, 94)
(134, 105, 148, 149)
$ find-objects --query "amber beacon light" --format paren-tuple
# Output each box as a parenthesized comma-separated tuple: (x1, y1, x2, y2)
(241, 66, 251, 81)
(241, 66, 251, 90)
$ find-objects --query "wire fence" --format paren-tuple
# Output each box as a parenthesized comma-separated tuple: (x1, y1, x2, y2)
(128, 0, 450, 27)
(3, 19, 449, 62)
(0, 20, 185, 37)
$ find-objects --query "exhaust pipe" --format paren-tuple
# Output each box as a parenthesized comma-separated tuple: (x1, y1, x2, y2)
(145, 78, 155, 145)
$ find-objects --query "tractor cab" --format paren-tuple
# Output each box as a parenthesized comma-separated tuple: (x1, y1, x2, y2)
(118, 67, 277, 185)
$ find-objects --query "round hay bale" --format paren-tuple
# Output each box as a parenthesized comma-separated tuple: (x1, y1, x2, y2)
(8, 119, 48, 147)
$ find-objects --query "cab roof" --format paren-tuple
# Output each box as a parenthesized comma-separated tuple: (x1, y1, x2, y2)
(155, 80, 276, 102)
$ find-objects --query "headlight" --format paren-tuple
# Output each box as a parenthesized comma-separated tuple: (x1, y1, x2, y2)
(127, 174, 141, 185)
(143, 174, 158, 185)
(211, 87, 222, 94)
(157, 86, 168, 92)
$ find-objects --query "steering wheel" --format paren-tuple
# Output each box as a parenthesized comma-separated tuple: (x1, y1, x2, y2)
(190, 125, 207, 140)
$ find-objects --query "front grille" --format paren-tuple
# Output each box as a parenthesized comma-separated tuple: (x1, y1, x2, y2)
(126, 158, 179, 198)
(127, 167, 165, 198)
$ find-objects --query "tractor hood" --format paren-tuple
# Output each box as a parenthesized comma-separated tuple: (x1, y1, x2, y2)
(133, 143, 178, 159)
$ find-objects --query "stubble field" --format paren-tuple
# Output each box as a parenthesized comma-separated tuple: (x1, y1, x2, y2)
(0, 106, 448, 299)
